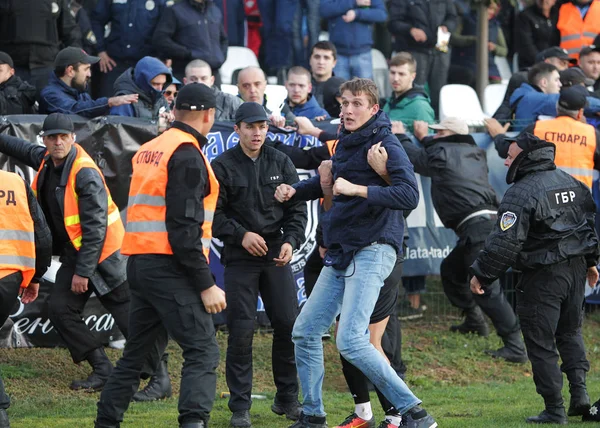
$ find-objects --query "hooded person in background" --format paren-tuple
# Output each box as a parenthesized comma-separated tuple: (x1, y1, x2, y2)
(321, 76, 345, 118)
(110, 56, 172, 121)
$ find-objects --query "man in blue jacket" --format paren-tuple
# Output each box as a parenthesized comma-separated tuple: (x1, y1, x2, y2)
(152, 0, 228, 82)
(39, 47, 138, 118)
(91, 0, 167, 98)
(320, 0, 387, 80)
(110, 56, 172, 122)
(511, 62, 600, 131)
(284, 67, 330, 120)
(274, 78, 437, 428)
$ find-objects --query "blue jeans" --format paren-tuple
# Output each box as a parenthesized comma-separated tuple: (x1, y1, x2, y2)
(292, 244, 421, 417)
(333, 51, 374, 80)
(292, 0, 321, 68)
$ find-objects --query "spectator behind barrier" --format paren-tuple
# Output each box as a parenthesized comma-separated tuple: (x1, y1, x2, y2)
(90, 0, 167, 99)
(493, 46, 575, 123)
(382, 52, 434, 133)
(309, 41, 338, 108)
(508, 62, 600, 130)
(184, 59, 242, 121)
(152, 0, 228, 81)
(40, 47, 138, 119)
(321, 76, 346, 118)
(516, 0, 560, 69)
(0, 51, 37, 115)
(163, 76, 181, 110)
(110, 56, 172, 122)
(320, 0, 388, 80)
(236, 66, 291, 128)
(578, 45, 600, 96)
(284, 67, 329, 120)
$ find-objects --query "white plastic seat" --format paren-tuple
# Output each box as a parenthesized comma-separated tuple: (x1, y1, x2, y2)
(220, 84, 238, 96)
(494, 56, 512, 83)
(264, 85, 288, 114)
(439, 84, 488, 126)
(371, 48, 391, 99)
(483, 83, 507, 116)
(220, 47, 260, 85)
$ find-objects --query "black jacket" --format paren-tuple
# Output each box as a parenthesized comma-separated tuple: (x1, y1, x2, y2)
(0, 135, 126, 295)
(493, 70, 527, 122)
(23, 179, 53, 283)
(399, 133, 499, 229)
(470, 142, 600, 285)
(211, 142, 307, 258)
(0, 75, 37, 115)
(516, 4, 560, 69)
(388, 0, 457, 53)
(0, 0, 82, 69)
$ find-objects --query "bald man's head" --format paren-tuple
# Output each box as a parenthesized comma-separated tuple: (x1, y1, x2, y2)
(237, 66, 267, 103)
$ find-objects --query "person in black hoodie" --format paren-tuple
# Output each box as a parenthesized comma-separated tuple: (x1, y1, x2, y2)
(0, 52, 37, 115)
(516, 0, 560, 69)
(395, 117, 528, 364)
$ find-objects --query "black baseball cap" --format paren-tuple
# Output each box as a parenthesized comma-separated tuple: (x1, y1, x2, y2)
(54, 47, 100, 68)
(175, 83, 216, 110)
(234, 102, 269, 124)
(41, 113, 74, 136)
(560, 67, 595, 87)
(559, 85, 588, 110)
(504, 132, 545, 151)
(579, 45, 600, 58)
(536, 47, 578, 65)
(0, 51, 13, 68)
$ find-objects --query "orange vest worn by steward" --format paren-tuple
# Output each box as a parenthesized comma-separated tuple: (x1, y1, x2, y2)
(121, 127, 219, 261)
(558, 0, 600, 59)
(534, 116, 597, 187)
(32, 144, 124, 263)
(0, 170, 36, 288)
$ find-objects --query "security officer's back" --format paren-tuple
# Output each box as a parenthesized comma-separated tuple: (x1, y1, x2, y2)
(470, 133, 599, 424)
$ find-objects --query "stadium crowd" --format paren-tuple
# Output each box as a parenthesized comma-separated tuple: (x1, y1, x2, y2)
(2, 0, 600, 427)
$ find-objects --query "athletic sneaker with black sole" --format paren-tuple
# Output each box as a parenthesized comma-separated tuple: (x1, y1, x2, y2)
(400, 406, 437, 428)
(334, 412, 375, 427)
(288, 412, 328, 428)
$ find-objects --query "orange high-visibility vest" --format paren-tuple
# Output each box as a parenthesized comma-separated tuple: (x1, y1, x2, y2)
(32, 144, 124, 263)
(534, 116, 597, 188)
(557, 0, 600, 59)
(121, 127, 219, 261)
(324, 139, 338, 157)
(0, 171, 36, 288)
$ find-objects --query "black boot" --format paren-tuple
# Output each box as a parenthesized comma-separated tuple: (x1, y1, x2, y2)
(485, 331, 528, 363)
(0, 408, 9, 428)
(526, 408, 567, 424)
(567, 369, 590, 416)
(70, 348, 113, 391)
(132, 354, 172, 402)
(94, 420, 120, 428)
(450, 306, 489, 336)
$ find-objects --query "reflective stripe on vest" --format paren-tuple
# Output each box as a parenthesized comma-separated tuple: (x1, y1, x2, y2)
(0, 171, 36, 288)
(121, 127, 219, 261)
(31, 144, 124, 263)
(557, 1, 600, 59)
(533, 116, 597, 187)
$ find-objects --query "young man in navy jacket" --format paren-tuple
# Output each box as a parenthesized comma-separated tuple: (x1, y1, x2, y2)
(275, 78, 437, 428)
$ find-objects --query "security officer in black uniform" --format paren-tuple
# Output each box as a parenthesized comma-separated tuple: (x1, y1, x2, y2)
(470, 133, 599, 425)
(211, 102, 308, 428)
(0, 0, 82, 94)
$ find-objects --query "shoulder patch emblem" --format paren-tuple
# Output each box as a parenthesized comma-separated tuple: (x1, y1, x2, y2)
(500, 211, 517, 231)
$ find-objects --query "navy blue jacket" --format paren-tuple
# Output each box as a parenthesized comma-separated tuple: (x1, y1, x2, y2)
(320, 0, 387, 56)
(39, 72, 110, 118)
(110, 56, 172, 119)
(293, 111, 419, 259)
(91, 0, 166, 61)
(152, 0, 228, 77)
(289, 94, 330, 119)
